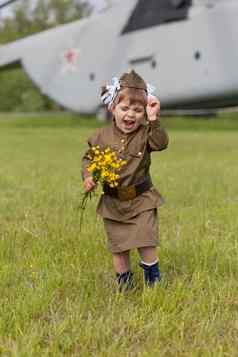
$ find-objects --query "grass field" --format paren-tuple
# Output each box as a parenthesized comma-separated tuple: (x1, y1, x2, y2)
(0, 113, 238, 356)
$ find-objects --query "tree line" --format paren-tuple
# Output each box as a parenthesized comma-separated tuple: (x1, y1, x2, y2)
(0, 0, 91, 112)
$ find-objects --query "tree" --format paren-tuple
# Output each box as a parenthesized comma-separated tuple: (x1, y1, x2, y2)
(0, 0, 92, 112)
(0, 0, 91, 42)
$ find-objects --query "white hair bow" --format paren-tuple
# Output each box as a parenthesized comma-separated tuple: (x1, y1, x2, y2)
(101, 77, 121, 107)
(147, 83, 156, 99)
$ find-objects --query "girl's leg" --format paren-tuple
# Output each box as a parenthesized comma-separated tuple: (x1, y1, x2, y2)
(112, 251, 133, 291)
(138, 246, 158, 264)
(138, 246, 161, 286)
(112, 250, 130, 273)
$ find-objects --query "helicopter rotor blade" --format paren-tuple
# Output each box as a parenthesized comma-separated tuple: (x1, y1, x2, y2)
(0, 0, 20, 10)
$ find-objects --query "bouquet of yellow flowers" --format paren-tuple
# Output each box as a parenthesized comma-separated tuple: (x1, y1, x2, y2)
(87, 145, 126, 187)
(79, 146, 126, 230)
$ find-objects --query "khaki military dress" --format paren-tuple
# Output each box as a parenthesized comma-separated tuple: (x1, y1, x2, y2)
(82, 119, 169, 253)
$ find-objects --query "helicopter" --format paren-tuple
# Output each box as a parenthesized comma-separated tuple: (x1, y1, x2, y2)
(0, 0, 238, 116)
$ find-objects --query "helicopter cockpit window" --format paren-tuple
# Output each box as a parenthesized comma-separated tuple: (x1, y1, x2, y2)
(121, 0, 192, 35)
(170, 0, 188, 8)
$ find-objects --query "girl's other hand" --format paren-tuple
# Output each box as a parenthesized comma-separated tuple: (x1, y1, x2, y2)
(146, 96, 160, 121)
(84, 176, 97, 193)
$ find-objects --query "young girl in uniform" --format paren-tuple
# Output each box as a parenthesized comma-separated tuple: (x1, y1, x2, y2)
(82, 70, 169, 290)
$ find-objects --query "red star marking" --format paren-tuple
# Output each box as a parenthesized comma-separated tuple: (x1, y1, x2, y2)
(64, 49, 78, 65)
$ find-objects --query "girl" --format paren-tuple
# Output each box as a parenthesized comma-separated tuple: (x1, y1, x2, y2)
(82, 70, 169, 290)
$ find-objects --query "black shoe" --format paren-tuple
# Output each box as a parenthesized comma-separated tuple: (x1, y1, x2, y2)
(116, 271, 134, 292)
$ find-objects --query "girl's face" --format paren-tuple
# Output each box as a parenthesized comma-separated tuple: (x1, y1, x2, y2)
(111, 98, 146, 134)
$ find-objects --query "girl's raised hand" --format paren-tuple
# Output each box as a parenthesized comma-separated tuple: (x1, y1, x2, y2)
(146, 96, 160, 121)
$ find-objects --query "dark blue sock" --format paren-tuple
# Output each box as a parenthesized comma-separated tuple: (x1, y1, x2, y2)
(139, 261, 161, 286)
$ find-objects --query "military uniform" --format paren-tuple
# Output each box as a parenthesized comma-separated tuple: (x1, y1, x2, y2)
(82, 118, 169, 253)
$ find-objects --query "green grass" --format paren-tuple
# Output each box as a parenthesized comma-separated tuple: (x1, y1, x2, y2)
(0, 113, 238, 356)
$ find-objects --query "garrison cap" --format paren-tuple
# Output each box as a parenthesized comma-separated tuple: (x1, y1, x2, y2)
(119, 70, 147, 91)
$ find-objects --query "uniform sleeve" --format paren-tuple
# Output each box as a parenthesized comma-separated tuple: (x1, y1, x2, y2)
(147, 119, 169, 152)
(81, 130, 101, 180)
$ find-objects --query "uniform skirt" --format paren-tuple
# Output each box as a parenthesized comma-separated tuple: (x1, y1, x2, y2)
(103, 209, 159, 253)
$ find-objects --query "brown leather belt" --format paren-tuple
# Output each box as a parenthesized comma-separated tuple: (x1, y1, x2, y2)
(103, 178, 152, 201)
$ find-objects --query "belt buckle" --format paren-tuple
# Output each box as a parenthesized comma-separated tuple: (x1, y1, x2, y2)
(118, 185, 137, 201)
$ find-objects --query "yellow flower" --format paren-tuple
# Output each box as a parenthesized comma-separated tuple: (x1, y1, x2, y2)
(86, 145, 126, 189)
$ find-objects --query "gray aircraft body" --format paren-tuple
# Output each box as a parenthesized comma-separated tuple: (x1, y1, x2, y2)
(0, 0, 238, 114)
